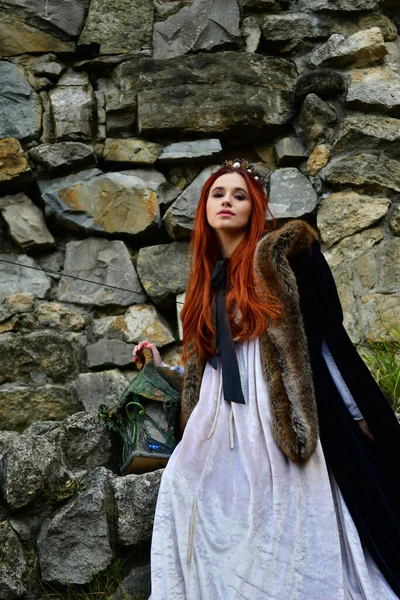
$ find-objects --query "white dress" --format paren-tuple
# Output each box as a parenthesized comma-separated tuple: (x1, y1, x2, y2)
(149, 337, 397, 600)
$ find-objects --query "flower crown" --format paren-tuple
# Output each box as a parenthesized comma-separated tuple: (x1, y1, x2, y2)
(219, 158, 267, 190)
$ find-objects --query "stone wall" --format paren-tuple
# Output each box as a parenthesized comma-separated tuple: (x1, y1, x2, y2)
(0, 0, 399, 597)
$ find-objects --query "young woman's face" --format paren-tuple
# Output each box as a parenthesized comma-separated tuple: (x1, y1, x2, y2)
(206, 172, 253, 235)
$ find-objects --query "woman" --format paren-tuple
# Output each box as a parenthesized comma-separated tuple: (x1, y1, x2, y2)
(133, 160, 400, 599)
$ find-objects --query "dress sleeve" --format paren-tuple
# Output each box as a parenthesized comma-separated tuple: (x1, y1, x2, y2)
(160, 361, 185, 377)
(321, 340, 364, 420)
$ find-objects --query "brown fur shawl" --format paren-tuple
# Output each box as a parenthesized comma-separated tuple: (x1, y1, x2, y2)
(180, 219, 320, 461)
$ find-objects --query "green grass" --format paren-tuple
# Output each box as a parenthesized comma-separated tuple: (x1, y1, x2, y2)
(356, 319, 400, 414)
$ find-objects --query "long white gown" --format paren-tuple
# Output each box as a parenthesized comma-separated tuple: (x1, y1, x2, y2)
(149, 337, 397, 600)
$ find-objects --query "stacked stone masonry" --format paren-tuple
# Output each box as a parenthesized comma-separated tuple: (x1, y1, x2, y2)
(0, 0, 399, 597)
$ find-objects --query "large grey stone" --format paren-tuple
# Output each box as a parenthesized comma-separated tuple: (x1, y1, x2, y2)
(136, 242, 191, 302)
(321, 153, 400, 194)
(41, 170, 161, 237)
(0, 62, 41, 142)
(309, 28, 387, 69)
(298, 0, 379, 9)
(1, 432, 61, 510)
(0, 0, 90, 37)
(86, 338, 135, 369)
(0, 255, 51, 303)
(333, 115, 400, 159)
(346, 68, 400, 116)
(38, 467, 114, 585)
(59, 412, 116, 473)
(261, 13, 318, 43)
(153, 0, 241, 59)
(49, 70, 94, 140)
(268, 168, 318, 219)
(299, 94, 337, 147)
(274, 137, 308, 166)
(0, 383, 79, 433)
(107, 52, 296, 138)
(72, 370, 128, 414)
(0, 520, 27, 600)
(79, 0, 153, 55)
(124, 167, 180, 210)
(158, 139, 222, 162)
(0, 193, 55, 250)
(58, 238, 146, 307)
(317, 192, 390, 247)
(111, 470, 162, 546)
(0, 10, 75, 56)
(163, 165, 217, 239)
(29, 142, 96, 173)
(0, 331, 80, 385)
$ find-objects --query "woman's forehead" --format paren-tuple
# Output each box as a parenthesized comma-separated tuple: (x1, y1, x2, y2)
(211, 171, 248, 191)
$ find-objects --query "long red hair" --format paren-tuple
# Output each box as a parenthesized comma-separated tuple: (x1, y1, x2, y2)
(181, 165, 283, 363)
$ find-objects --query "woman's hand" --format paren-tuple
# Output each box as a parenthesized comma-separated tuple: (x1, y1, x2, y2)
(132, 340, 162, 367)
(357, 419, 375, 442)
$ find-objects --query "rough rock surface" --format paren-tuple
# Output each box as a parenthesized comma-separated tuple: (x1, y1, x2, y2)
(38, 467, 114, 585)
(29, 142, 96, 173)
(3, 0, 90, 37)
(111, 564, 151, 600)
(163, 165, 217, 239)
(307, 144, 331, 176)
(0, 384, 79, 432)
(268, 168, 318, 218)
(333, 114, 400, 158)
(260, 13, 317, 43)
(103, 138, 162, 164)
(59, 412, 115, 473)
(0, 520, 27, 600)
(321, 153, 400, 193)
(86, 338, 135, 369)
(317, 192, 390, 247)
(298, 0, 379, 10)
(72, 370, 128, 414)
(0, 331, 80, 385)
(0, 193, 55, 250)
(58, 238, 146, 307)
(390, 206, 400, 236)
(299, 93, 337, 147)
(379, 239, 400, 293)
(324, 227, 383, 269)
(274, 137, 308, 166)
(360, 293, 400, 342)
(137, 242, 191, 301)
(0, 255, 51, 302)
(0, 62, 41, 142)
(158, 139, 222, 162)
(346, 68, 400, 115)
(309, 28, 387, 69)
(294, 70, 347, 101)
(41, 170, 160, 237)
(35, 302, 86, 331)
(153, 0, 241, 59)
(49, 70, 94, 140)
(79, 0, 153, 55)
(111, 470, 163, 546)
(0, 138, 32, 193)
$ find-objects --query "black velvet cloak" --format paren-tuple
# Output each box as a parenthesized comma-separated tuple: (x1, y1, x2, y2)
(291, 239, 400, 597)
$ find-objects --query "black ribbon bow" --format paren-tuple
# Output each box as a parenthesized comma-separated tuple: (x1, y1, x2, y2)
(209, 258, 245, 404)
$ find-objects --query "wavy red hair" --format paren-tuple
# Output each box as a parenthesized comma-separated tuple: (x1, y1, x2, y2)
(181, 165, 283, 363)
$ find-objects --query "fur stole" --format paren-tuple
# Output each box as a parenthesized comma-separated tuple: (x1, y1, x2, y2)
(180, 219, 320, 461)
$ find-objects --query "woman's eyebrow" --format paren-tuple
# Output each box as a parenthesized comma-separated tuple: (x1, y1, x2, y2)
(211, 186, 248, 194)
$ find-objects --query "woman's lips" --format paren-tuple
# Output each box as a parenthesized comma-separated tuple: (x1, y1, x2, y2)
(218, 211, 234, 216)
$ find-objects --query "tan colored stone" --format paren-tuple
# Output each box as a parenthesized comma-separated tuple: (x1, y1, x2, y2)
(0, 138, 31, 188)
(0, 10, 75, 56)
(355, 248, 378, 291)
(324, 227, 383, 269)
(103, 138, 162, 164)
(317, 192, 390, 247)
(309, 27, 387, 69)
(360, 293, 400, 342)
(0, 193, 55, 250)
(307, 144, 331, 176)
(254, 144, 277, 171)
(36, 302, 86, 331)
(331, 266, 360, 342)
(390, 206, 400, 236)
(5, 293, 34, 314)
(322, 153, 400, 193)
(379, 238, 400, 293)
